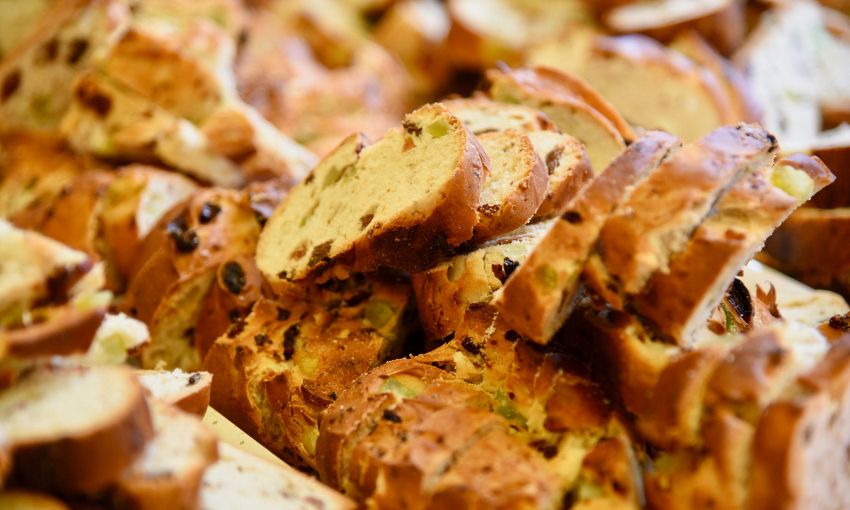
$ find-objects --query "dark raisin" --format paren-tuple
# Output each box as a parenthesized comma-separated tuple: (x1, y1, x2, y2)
(440, 331, 456, 343)
(492, 263, 507, 283)
(727, 278, 753, 324)
(277, 307, 291, 321)
(563, 210, 582, 224)
(359, 213, 374, 229)
(198, 202, 222, 224)
(282, 324, 299, 360)
(308, 241, 332, 268)
(461, 336, 482, 355)
(183, 327, 195, 338)
(382, 409, 402, 423)
(254, 334, 270, 346)
(329, 391, 337, 401)
(402, 120, 422, 136)
(187, 373, 201, 386)
(167, 216, 200, 253)
(1, 69, 21, 102)
(74, 82, 112, 117)
(221, 262, 246, 294)
(228, 309, 242, 322)
(129, 307, 138, 317)
(37, 38, 59, 63)
(502, 258, 519, 278)
(530, 440, 558, 459)
(829, 313, 850, 332)
(505, 330, 522, 342)
(545, 146, 564, 175)
(227, 317, 247, 338)
(66, 38, 89, 65)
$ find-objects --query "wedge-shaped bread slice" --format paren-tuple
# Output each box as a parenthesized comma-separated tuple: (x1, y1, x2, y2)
(199, 442, 355, 510)
(0, 366, 154, 493)
(635, 153, 834, 345)
(257, 104, 487, 283)
(0, 491, 69, 510)
(441, 97, 556, 135)
(529, 33, 735, 142)
(528, 130, 592, 219)
(487, 66, 629, 172)
(61, 72, 244, 187)
(113, 400, 218, 510)
(413, 220, 552, 341)
(603, 0, 745, 55)
(137, 369, 213, 416)
(125, 188, 261, 370)
(495, 131, 681, 343)
(0, 0, 131, 132)
(473, 129, 547, 240)
(587, 124, 778, 306)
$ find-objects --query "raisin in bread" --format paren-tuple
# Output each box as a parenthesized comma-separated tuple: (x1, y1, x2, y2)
(136, 369, 212, 416)
(0, 366, 153, 493)
(494, 131, 681, 343)
(257, 104, 488, 283)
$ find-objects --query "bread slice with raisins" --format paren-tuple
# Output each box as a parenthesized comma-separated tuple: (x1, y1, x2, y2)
(494, 131, 682, 343)
(441, 97, 557, 136)
(412, 220, 552, 341)
(257, 104, 488, 284)
(473, 129, 547, 240)
(137, 369, 212, 416)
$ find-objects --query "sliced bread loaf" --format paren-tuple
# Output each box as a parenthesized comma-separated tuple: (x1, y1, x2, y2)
(257, 104, 487, 283)
(113, 400, 218, 510)
(487, 65, 629, 172)
(0, 366, 154, 493)
(635, 153, 834, 345)
(473, 129, 547, 240)
(494, 131, 682, 343)
(136, 369, 213, 416)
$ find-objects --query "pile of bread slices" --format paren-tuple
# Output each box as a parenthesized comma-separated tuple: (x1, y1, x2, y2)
(3, 0, 850, 509)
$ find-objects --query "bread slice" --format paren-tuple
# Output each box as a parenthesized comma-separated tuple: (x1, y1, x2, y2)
(85, 312, 150, 365)
(441, 96, 557, 135)
(0, 491, 70, 510)
(61, 71, 244, 187)
(762, 207, 850, 300)
(0, 0, 131, 132)
(99, 165, 198, 285)
(586, 123, 778, 307)
(603, 0, 745, 55)
(199, 442, 355, 510)
(6, 305, 106, 360)
(634, 153, 834, 345)
(487, 65, 629, 172)
(113, 400, 218, 510)
(473, 129, 547, 240)
(137, 369, 213, 416)
(124, 188, 261, 370)
(494, 131, 682, 343)
(528, 33, 736, 141)
(0, 366, 154, 493)
(412, 220, 552, 341)
(257, 104, 487, 283)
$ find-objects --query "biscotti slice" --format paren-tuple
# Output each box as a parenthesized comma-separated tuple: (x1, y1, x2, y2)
(527, 130, 593, 219)
(61, 71, 244, 187)
(442, 97, 556, 135)
(0, 366, 154, 493)
(528, 33, 735, 141)
(412, 220, 552, 341)
(199, 442, 355, 510)
(603, 0, 745, 55)
(137, 369, 212, 416)
(257, 104, 487, 282)
(587, 123, 778, 306)
(473, 129, 547, 240)
(487, 65, 628, 172)
(495, 131, 682, 343)
(0, 0, 131, 132)
(113, 400, 218, 510)
(635, 153, 834, 345)
(0, 491, 70, 510)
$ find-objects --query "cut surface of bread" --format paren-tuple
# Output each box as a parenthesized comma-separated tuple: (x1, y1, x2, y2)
(114, 400, 218, 510)
(527, 130, 592, 220)
(442, 96, 556, 135)
(473, 129, 547, 240)
(257, 104, 487, 282)
(487, 65, 628, 172)
(495, 131, 682, 343)
(0, 366, 154, 493)
(199, 442, 356, 510)
(137, 369, 213, 416)
(529, 33, 735, 142)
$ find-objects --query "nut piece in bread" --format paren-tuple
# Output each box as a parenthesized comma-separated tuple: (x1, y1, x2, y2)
(137, 369, 212, 416)
(473, 129, 547, 240)
(495, 131, 681, 343)
(113, 400, 218, 510)
(0, 366, 154, 493)
(257, 104, 488, 283)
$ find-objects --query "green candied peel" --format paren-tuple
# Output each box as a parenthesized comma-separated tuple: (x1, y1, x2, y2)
(426, 119, 450, 138)
(29, 94, 52, 120)
(379, 374, 425, 399)
(303, 426, 319, 457)
(364, 300, 395, 329)
(574, 479, 607, 501)
(492, 389, 528, 427)
(771, 165, 814, 200)
(299, 354, 319, 378)
(720, 303, 738, 334)
(535, 264, 559, 290)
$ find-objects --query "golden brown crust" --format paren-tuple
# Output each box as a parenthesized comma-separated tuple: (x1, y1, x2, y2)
(808, 144, 850, 208)
(5, 306, 105, 358)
